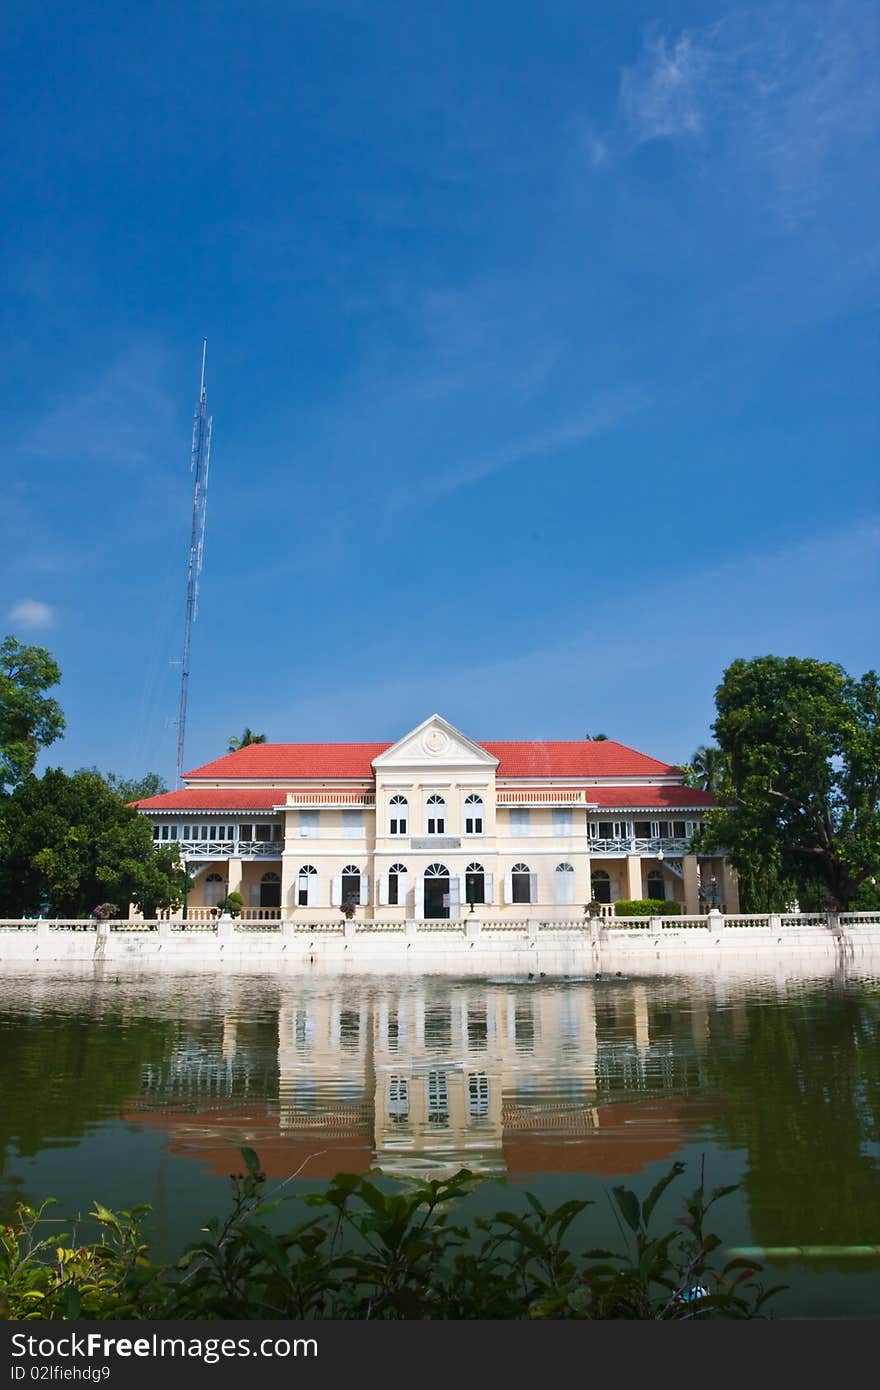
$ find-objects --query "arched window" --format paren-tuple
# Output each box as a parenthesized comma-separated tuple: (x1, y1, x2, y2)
(510, 862, 534, 905)
(591, 869, 611, 904)
(465, 862, 485, 905)
(555, 862, 575, 905)
(464, 794, 483, 835)
(297, 864, 318, 908)
(205, 871, 225, 907)
(388, 862, 407, 907)
(426, 794, 446, 835)
(646, 869, 666, 901)
(341, 864, 361, 908)
(389, 795, 408, 836)
(260, 871, 281, 908)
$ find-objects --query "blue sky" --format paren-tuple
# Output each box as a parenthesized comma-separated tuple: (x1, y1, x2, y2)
(2, 0, 878, 781)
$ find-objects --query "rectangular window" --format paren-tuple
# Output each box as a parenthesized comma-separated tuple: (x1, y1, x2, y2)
(254, 824, 273, 841)
(673, 821, 687, 838)
(597, 821, 614, 839)
(553, 808, 573, 836)
(509, 808, 530, 836)
(427, 815, 445, 834)
(426, 1071, 449, 1125)
(467, 1073, 490, 1118)
(388, 874, 399, 906)
(299, 810, 319, 838)
(388, 1076, 409, 1121)
(634, 821, 652, 838)
(465, 814, 483, 834)
(341, 810, 363, 839)
(512, 873, 531, 904)
(390, 815, 407, 834)
(467, 1008, 488, 1049)
(515, 1005, 535, 1051)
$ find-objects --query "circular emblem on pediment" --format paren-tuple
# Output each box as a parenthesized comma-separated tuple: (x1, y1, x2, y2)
(422, 728, 449, 756)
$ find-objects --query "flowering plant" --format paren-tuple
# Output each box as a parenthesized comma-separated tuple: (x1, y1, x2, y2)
(93, 903, 119, 921)
(341, 899, 357, 920)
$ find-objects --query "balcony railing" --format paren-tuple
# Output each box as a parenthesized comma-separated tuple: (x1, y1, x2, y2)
(497, 789, 588, 806)
(588, 837, 692, 856)
(285, 791, 375, 807)
(177, 839, 284, 859)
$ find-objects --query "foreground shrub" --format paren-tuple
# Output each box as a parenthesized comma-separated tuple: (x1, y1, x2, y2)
(0, 1152, 782, 1320)
(613, 899, 682, 916)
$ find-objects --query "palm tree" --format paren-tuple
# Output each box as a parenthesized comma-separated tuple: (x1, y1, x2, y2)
(228, 728, 267, 752)
(690, 745, 729, 795)
(585, 733, 609, 741)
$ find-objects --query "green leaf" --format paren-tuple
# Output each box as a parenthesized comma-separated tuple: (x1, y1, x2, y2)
(62, 1285, 81, 1319)
(642, 1162, 686, 1227)
(240, 1147, 260, 1175)
(611, 1185, 641, 1233)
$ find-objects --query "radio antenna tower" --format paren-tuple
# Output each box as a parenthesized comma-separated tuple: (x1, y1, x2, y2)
(176, 339, 212, 786)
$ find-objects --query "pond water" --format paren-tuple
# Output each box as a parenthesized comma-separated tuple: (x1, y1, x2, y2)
(1, 966, 879, 1317)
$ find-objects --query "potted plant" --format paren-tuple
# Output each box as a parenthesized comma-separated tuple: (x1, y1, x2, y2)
(341, 897, 357, 921)
(93, 902, 119, 922)
(220, 892, 244, 919)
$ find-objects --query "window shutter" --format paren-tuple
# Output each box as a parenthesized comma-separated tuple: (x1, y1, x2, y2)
(359, 874, 369, 906)
(448, 876, 461, 920)
(331, 874, 342, 907)
(504, 872, 512, 904)
(415, 877, 424, 920)
(529, 872, 538, 904)
(307, 873, 319, 908)
(483, 871, 494, 905)
(398, 872, 409, 907)
(554, 871, 565, 905)
(379, 874, 389, 907)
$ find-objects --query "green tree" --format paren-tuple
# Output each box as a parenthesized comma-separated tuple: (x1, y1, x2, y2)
(0, 769, 186, 917)
(688, 745, 730, 796)
(228, 727, 266, 751)
(0, 637, 66, 792)
(698, 657, 880, 910)
(104, 771, 168, 803)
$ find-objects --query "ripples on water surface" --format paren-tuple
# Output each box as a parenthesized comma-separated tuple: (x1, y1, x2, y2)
(1, 967, 879, 1316)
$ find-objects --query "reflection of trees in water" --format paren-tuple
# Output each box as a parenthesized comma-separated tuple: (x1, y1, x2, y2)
(0, 1011, 179, 1201)
(703, 989, 880, 1250)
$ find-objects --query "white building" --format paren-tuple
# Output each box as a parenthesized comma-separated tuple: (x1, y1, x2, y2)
(135, 714, 737, 919)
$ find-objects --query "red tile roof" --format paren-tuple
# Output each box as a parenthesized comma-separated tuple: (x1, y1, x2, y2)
(183, 739, 678, 781)
(588, 786, 716, 809)
(134, 788, 285, 811)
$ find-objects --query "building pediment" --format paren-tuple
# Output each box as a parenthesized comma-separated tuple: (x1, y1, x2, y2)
(372, 715, 499, 772)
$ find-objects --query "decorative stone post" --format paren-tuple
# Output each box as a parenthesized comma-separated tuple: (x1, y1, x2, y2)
(466, 918, 482, 942)
(707, 908, 724, 936)
(216, 913, 235, 939)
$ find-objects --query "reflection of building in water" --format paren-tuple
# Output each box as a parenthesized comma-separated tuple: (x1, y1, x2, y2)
(129, 983, 717, 1182)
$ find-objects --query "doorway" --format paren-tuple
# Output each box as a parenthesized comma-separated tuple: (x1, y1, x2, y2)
(424, 863, 451, 919)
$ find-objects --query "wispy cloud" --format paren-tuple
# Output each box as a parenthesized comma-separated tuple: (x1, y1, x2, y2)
(411, 389, 649, 506)
(620, 33, 706, 142)
(610, 2, 879, 227)
(7, 599, 56, 630)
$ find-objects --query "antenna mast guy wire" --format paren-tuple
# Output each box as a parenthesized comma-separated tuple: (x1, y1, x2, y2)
(176, 338, 212, 786)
